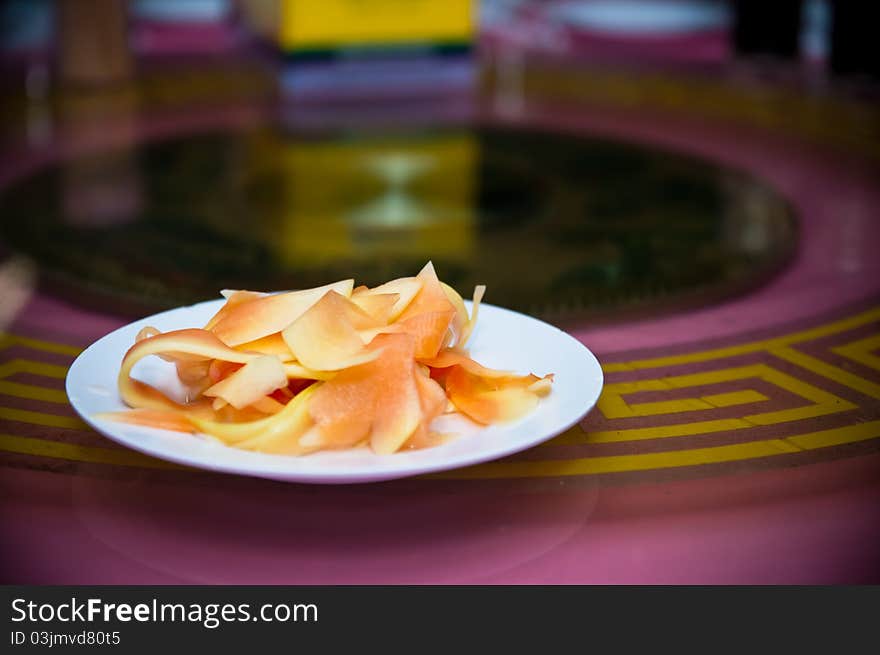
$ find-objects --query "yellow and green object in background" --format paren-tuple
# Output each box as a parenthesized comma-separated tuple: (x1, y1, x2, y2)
(240, 0, 475, 57)
(243, 129, 477, 266)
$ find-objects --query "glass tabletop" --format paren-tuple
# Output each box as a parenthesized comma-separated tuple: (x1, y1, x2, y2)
(0, 119, 794, 323)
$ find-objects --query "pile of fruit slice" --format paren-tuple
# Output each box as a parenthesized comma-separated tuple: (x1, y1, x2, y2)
(101, 263, 553, 455)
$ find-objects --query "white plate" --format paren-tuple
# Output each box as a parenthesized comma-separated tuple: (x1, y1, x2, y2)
(66, 299, 603, 484)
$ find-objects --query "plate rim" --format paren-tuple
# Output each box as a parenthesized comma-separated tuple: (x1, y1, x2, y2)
(65, 299, 604, 484)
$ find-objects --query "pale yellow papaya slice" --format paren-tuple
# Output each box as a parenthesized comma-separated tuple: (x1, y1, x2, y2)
(348, 292, 400, 326)
(282, 291, 383, 371)
(189, 384, 317, 449)
(235, 332, 295, 360)
(354, 277, 423, 321)
(210, 279, 354, 346)
(202, 354, 288, 410)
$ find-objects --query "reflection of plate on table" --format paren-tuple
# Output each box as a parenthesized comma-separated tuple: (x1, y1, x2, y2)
(66, 299, 603, 484)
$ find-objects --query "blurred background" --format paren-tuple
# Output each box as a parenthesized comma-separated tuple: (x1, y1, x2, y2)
(3, 2, 880, 588)
(0, 0, 877, 324)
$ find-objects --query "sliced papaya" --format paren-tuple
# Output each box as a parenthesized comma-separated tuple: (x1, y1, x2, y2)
(354, 277, 422, 321)
(369, 262, 458, 359)
(175, 359, 212, 388)
(414, 365, 447, 423)
(307, 361, 378, 449)
(236, 332, 295, 360)
(396, 261, 456, 321)
(95, 408, 196, 434)
(190, 384, 317, 448)
(420, 348, 514, 378)
(204, 290, 267, 331)
(210, 279, 354, 346)
(348, 292, 399, 325)
(117, 328, 324, 414)
(108, 263, 552, 457)
(459, 284, 485, 348)
(203, 354, 288, 410)
(369, 334, 423, 455)
(374, 310, 455, 360)
(208, 359, 243, 383)
(444, 365, 549, 425)
(282, 291, 382, 371)
(308, 333, 421, 454)
(440, 282, 468, 347)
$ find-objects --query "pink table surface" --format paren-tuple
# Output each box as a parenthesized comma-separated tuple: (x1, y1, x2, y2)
(1, 82, 879, 584)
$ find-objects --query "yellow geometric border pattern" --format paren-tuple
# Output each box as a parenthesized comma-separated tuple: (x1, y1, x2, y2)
(0, 306, 878, 480)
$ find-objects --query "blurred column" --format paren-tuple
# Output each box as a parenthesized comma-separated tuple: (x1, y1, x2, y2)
(799, 0, 831, 67)
(797, 0, 832, 89)
(492, 46, 525, 118)
(0, 0, 54, 146)
(55, 0, 142, 228)
(57, 0, 132, 87)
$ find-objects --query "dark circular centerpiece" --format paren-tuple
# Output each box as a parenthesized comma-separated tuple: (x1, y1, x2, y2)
(0, 124, 795, 323)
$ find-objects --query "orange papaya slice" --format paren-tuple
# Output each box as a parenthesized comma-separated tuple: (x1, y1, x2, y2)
(308, 333, 421, 454)
(445, 365, 551, 425)
(203, 354, 288, 410)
